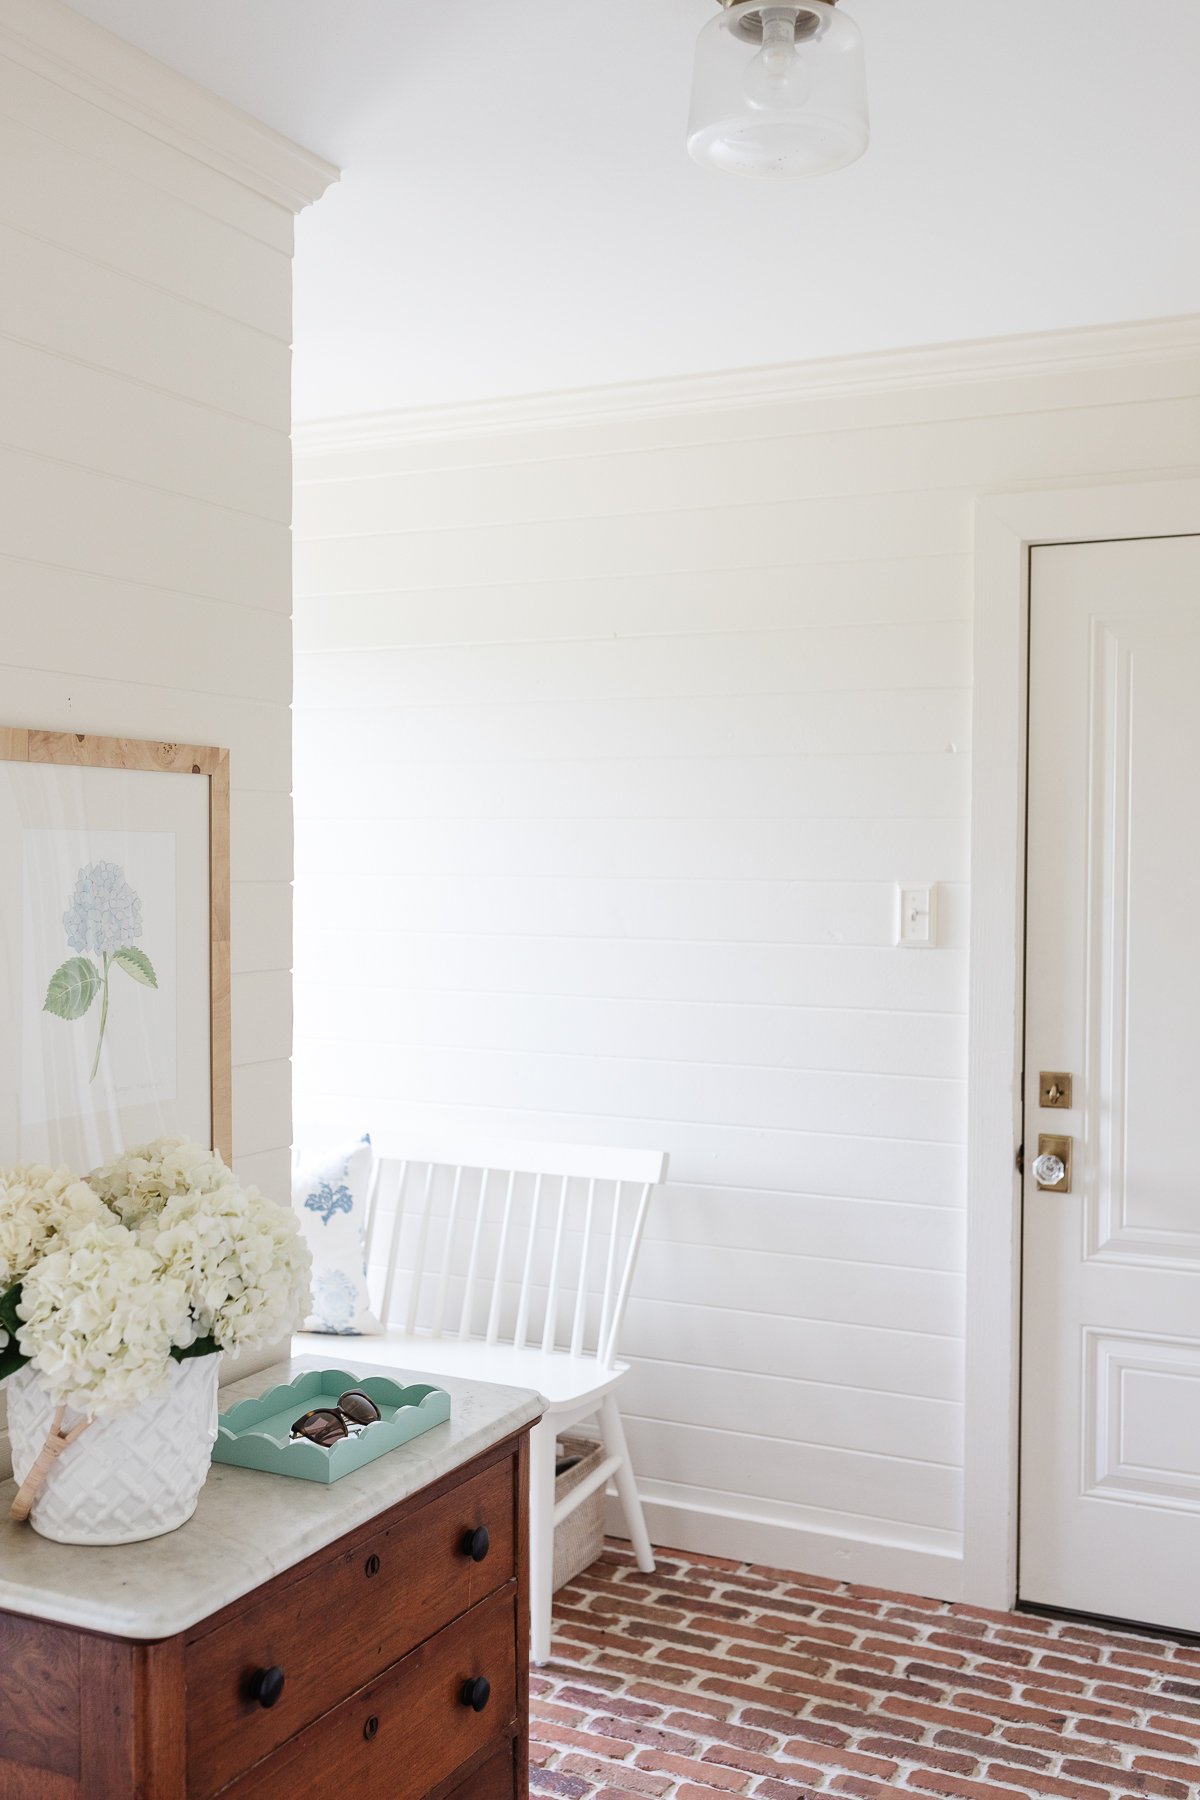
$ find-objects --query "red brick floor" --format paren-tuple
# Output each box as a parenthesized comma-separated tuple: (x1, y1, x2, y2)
(530, 1541, 1200, 1800)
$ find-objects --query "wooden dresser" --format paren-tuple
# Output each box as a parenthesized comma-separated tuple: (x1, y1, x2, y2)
(0, 1360, 540, 1800)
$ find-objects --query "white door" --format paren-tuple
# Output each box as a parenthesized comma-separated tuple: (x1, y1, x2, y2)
(1021, 533, 1200, 1631)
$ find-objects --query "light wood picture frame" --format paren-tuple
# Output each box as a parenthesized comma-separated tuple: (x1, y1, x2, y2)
(0, 728, 231, 1166)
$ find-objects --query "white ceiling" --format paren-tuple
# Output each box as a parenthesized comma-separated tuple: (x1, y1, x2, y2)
(67, 0, 1200, 422)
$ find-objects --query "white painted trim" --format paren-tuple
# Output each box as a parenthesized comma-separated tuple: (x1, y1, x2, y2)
(606, 1487, 963, 1600)
(295, 316, 1200, 450)
(0, 0, 339, 213)
(965, 476, 1200, 1610)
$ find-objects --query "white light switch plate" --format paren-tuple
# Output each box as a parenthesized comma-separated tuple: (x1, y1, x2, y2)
(897, 883, 938, 948)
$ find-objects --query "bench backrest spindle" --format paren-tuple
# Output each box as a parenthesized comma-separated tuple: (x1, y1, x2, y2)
(359, 1137, 667, 1369)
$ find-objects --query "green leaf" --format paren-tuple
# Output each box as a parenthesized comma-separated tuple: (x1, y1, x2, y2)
(0, 1340, 30, 1385)
(171, 1334, 220, 1364)
(43, 956, 101, 1020)
(113, 945, 158, 988)
(0, 1285, 29, 1385)
(0, 1282, 23, 1338)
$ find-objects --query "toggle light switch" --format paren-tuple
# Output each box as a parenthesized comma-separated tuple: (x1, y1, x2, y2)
(896, 884, 938, 949)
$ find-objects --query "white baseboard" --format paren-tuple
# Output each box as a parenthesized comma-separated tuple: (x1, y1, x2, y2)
(605, 1480, 964, 1602)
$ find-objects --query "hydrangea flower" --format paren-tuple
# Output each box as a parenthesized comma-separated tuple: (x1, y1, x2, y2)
(0, 1138, 311, 1417)
(0, 1163, 109, 1290)
(62, 861, 143, 957)
(91, 1137, 312, 1361)
(17, 1217, 191, 1414)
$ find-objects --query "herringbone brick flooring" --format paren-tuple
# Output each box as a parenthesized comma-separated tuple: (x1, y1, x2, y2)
(529, 1542, 1200, 1800)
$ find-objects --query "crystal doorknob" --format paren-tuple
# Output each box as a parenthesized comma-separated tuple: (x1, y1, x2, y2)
(1033, 1152, 1065, 1186)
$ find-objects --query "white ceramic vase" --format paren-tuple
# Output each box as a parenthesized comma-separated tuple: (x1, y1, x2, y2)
(7, 1353, 221, 1545)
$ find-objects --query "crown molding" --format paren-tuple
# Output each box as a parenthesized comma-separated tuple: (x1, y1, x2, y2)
(295, 315, 1200, 455)
(0, 0, 339, 213)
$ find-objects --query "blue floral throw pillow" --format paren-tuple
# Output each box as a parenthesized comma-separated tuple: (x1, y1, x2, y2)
(292, 1139, 383, 1335)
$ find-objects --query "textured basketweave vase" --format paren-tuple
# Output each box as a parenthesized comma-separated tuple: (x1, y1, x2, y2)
(7, 1354, 221, 1545)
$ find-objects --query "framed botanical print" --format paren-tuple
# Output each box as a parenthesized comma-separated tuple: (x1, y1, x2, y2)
(0, 729, 230, 1170)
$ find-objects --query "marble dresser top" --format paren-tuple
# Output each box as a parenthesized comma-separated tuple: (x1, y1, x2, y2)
(0, 1354, 542, 1641)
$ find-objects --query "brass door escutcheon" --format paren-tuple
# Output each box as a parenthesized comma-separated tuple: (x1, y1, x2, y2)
(1039, 1072, 1073, 1109)
(1033, 1133, 1072, 1193)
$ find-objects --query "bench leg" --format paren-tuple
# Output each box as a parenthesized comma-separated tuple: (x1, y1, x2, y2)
(529, 1417, 557, 1664)
(599, 1392, 654, 1573)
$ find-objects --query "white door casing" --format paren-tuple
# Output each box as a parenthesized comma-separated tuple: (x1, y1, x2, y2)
(965, 479, 1200, 1613)
(1019, 534, 1200, 1628)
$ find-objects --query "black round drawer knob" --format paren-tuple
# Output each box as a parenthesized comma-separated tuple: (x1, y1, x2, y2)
(249, 1666, 285, 1710)
(460, 1526, 490, 1563)
(364, 1714, 380, 1741)
(461, 1677, 491, 1714)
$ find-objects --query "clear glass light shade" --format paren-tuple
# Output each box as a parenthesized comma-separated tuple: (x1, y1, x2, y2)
(688, 1, 869, 178)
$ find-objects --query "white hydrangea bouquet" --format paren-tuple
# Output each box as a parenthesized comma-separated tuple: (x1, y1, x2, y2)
(1, 1138, 311, 1545)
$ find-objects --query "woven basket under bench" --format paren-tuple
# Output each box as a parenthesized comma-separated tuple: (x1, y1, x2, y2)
(553, 1435, 607, 1591)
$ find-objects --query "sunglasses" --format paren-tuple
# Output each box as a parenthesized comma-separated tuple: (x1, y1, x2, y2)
(290, 1388, 382, 1447)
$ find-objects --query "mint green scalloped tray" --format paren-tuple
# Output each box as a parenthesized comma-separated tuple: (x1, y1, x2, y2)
(211, 1368, 452, 1484)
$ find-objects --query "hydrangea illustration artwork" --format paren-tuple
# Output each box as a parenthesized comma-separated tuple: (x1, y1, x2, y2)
(43, 861, 158, 1080)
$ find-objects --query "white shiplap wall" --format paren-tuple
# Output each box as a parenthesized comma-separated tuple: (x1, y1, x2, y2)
(0, 0, 335, 1412)
(293, 320, 1200, 1598)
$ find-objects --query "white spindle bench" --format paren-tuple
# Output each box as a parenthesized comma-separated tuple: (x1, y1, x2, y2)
(293, 1135, 669, 1663)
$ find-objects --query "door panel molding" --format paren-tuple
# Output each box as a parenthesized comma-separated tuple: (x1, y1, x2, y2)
(1085, 1327, 1200, 1512)
(965, 478, 1200, 1611)
(1084, 620, 1134, 1261)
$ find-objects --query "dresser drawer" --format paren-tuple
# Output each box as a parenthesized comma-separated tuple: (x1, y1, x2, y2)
(186, 1450, 516, 1799)
(439, 1738, 518, 1800)
(221, 1586, 518, 1800)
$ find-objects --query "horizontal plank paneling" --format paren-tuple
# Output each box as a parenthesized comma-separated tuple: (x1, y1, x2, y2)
(0, 42, 294, 1346)
(293, 338, 1199, 1580)
(623, 1416, 962, 1533)
(620, 1299, 964, 1402)
(231, 1148, 293, 1205)
(0, 673, 291, 791)
(296, 1037, 965, 1144)
(0, 445, 290, 608)
(294, 557, 972, 649)
(292, 689, 972, 769)
(294, 489, 971, 595)
(294, 620, 971, 708)
(648, 1188, 965, 1263)
(292, 812, 971, 882)
(232, 1060, 292, 1160)
(290, 1091, 966, 1205)
(231, 791, 293, 883)
(0, 54, 295, 253)
(294, 871, 968, 949)
(232, 883, 294, 974)
(620, 1360, 963, 1466)
(295, 986, 968, 1078)
(0, 226, 291, 428)
(232, 970, 293, 1067)
(294, 936, 967, 1014)
(293, 753, 970, 823)
(0, 111, 290, 337)
(0, 337, 292, 521)
(0, 562, 291, 698)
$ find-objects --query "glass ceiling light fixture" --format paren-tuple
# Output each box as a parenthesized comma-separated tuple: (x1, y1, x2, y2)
(687, 0, 869, 178)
